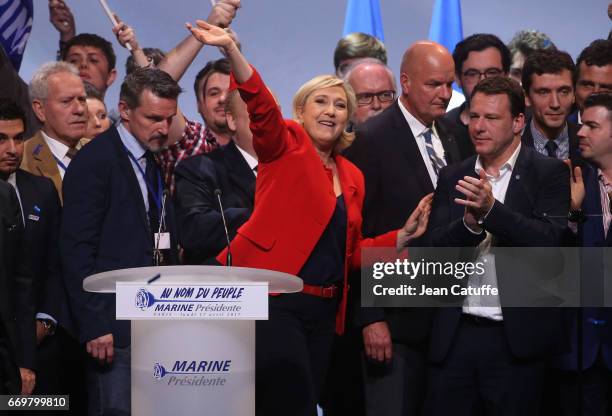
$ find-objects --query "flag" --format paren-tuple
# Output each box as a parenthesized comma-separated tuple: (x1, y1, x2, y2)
(428, 0, 463, 54)
(428, 0, 464, 99)
(342, 0, 384, 41)
(0, 0, 33, 71)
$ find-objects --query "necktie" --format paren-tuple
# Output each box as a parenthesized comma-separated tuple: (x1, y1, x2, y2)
(144, 151, 160, 233)
(544, 140, 558, 158)
(65, 147, 78, 159)
(423, 129, 446, 176)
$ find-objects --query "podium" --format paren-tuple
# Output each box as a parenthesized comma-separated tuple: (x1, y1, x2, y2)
(83, 265, 302, 416)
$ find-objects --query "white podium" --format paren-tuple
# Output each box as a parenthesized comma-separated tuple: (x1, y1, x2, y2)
(83, 265, 302, 416)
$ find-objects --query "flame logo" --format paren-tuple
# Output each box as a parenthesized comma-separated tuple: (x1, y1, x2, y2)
(153, 363, 166, 379)
(135, 288, 155, 310)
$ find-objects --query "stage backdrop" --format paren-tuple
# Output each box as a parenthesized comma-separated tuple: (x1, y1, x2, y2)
(20, 0, 610, 120)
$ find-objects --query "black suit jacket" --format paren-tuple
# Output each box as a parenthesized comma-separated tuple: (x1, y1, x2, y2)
(60, 126, 178, 347)
(15, 170, 74, 335)
(426, 144, 570, 362)
(175, 141, 255, 264)
(0, 181, 35, 392)
(344, 101, 464, 346)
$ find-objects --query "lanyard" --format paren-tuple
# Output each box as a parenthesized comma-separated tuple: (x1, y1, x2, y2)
(124, 147, 163, 217)
(52, 155, 68, 172)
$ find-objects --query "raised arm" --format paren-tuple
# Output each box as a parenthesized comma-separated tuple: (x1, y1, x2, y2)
(112, 16, 149, 70)
(186, 20, 291, 162)
(186, 20, 251, 82)
(158, 0, 240, 81)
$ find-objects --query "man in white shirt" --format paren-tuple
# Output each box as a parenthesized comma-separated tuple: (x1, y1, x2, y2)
(20, 61, 89, 203)
(424, 76, 569, 415)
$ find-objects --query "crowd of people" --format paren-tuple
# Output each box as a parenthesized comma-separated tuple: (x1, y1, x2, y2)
(0, 1, 611, 415)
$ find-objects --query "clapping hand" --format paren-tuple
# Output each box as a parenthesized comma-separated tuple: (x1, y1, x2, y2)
(563, 160, 585, 211)
(455, 169, 495, 231)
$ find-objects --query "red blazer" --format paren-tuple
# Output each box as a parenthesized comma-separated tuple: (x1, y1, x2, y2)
(217, 68, 397, 333)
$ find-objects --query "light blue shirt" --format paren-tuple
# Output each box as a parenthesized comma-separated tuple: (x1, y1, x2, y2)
(531, 119, 569, 160)
(117, 123, 151, 213)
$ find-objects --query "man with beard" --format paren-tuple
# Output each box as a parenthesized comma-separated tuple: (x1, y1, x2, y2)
(60, 68, 181, 415)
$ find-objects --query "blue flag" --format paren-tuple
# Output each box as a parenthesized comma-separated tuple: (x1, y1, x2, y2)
(428, 0, 463, 94)
(428, 0, 463, 55)
(343, 0, 384, 41)
(0, 0, 33, 71)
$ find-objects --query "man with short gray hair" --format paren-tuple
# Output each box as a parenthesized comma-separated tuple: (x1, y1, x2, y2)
(20, 61, 89, 202)
(60, 68, 182, 415)
(344, 59, 396, 127)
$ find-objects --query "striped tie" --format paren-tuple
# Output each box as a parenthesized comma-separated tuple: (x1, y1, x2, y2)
(423, 129, 446, 175)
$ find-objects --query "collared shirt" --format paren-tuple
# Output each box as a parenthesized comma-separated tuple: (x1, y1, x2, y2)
(117, 123, 151, 213)
(397, 99, 445, 188)
(463, 143, 522, 321)
(530, 119, 570, 160)
(41, 131, 72, 179)
(6, 173, 56, 324)
(236, 144, 258, 177)
(158, 118, 219, 194)
(597, 169, 612, 238)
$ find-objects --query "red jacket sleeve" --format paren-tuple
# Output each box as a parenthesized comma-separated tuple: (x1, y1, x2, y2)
(230, 67, 294, 163)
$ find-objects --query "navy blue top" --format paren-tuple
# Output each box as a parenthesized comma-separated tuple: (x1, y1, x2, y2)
(299, 195, 347, 286)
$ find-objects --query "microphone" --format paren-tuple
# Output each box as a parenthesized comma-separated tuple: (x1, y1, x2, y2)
(214, 189, 232, 267)
(154, 190, 169, 266)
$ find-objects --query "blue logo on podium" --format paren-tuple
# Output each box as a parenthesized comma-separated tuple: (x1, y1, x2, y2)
(135, 288, 155, 310)
(153, 362, 167, 379)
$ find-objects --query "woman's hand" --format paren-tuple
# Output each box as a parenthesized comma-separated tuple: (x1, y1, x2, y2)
(186, 20, 236, 52)
(396, 193, 433, 250)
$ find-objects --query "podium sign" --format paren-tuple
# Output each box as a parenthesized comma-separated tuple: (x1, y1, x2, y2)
(116, 282, 269, 320)
(84, 265, 301, 416)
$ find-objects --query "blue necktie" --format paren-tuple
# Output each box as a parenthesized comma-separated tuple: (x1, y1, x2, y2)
(423, 129, 446, 175)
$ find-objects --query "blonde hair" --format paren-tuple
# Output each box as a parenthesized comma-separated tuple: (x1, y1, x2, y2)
(292, 75, 356, 154)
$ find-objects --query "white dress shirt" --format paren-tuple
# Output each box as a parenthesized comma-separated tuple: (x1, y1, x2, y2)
(462, 143, 522, 321)
(41, 131, 72, 179)
(117, 123, 152, 213)
(236, 144, 258, 177)
(397, 99, 446, 188)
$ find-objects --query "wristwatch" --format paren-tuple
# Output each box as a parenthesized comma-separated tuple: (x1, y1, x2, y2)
(568, 209, 586, 223)
(38, 319, 57, 336)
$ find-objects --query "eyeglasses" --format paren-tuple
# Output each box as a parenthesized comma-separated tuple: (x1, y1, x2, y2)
(462, 68, 504, 81)
(355, 90, 396, 106)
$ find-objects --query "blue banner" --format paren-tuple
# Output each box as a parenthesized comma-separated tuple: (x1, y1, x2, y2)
(0, 0, 33, 71)
(342, 0, 384, 41)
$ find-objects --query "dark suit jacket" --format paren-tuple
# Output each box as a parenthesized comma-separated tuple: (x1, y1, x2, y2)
(175, 141, 255, 264)
(521, 118, 581, 164)
(426, 144, 570, 362)
(441, 102, 476, 159)
(60, 126, 178, 347)
(554, 163, 612, 371)
(0, 181, 35, 392)
(15, 169, 74, 335)
(343, 101, 465, 346)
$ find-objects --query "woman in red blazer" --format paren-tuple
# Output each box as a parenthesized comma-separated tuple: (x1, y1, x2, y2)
(187, 21, 432, 416)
